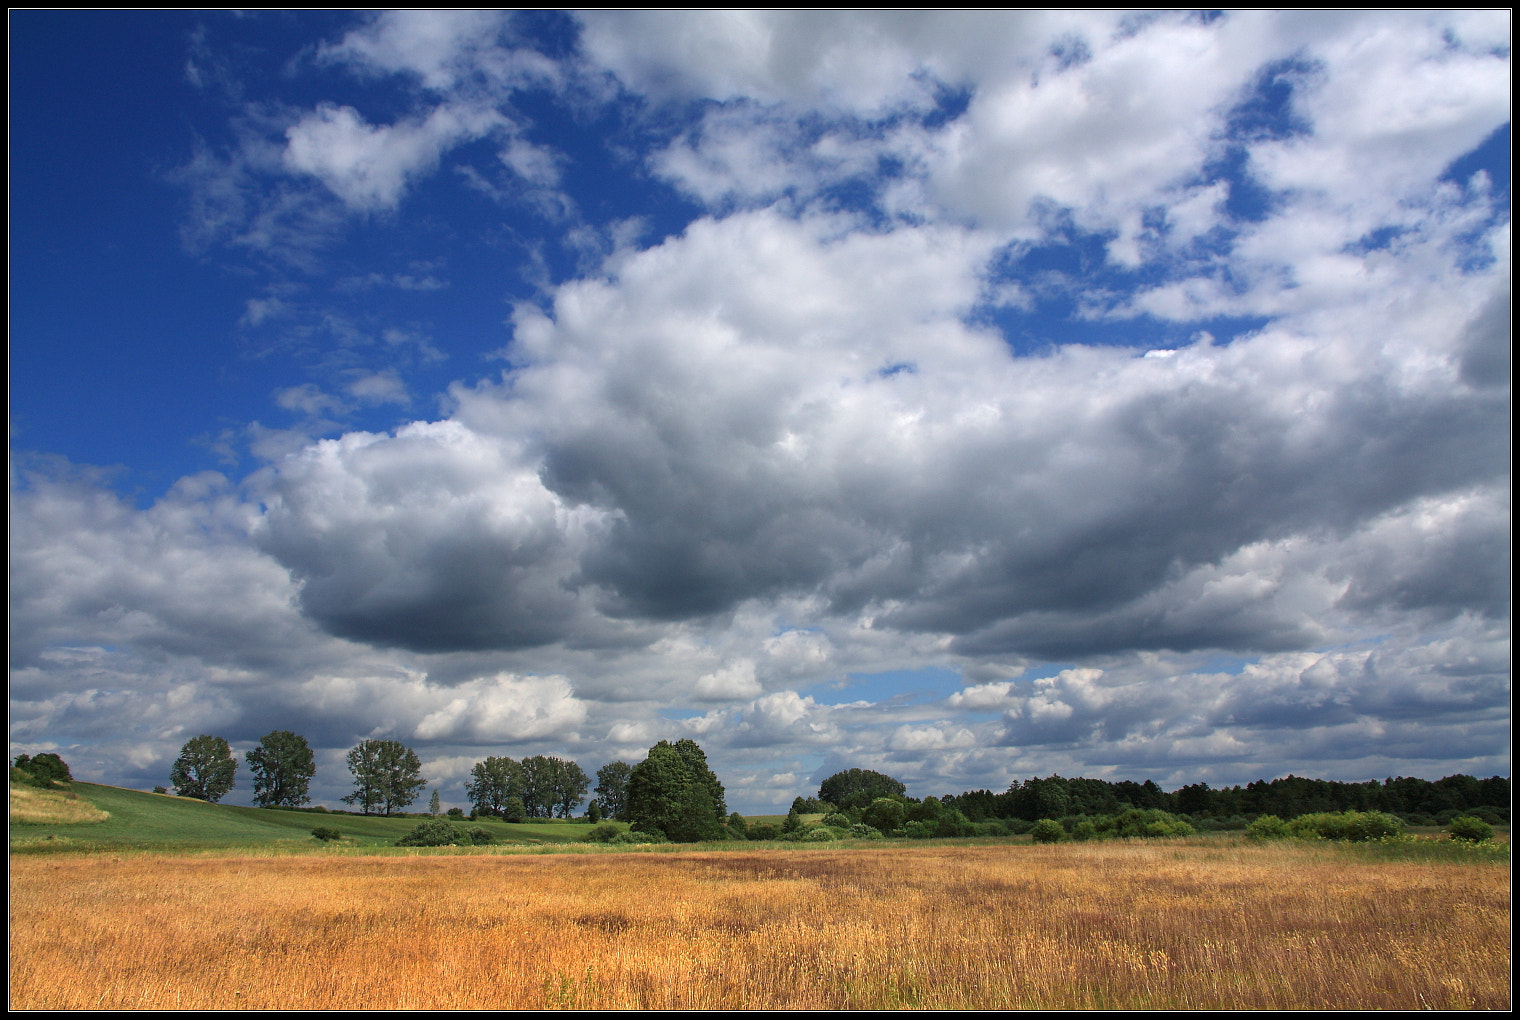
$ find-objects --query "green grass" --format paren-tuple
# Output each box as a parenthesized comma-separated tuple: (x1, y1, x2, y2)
(8, 784, 601, 854)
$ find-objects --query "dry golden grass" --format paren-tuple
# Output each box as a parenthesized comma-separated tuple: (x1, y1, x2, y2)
(9, 784, 110, 826)
(9, 840, 1509, 1010)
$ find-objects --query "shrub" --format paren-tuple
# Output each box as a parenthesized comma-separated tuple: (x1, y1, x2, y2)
(1070, 819, 1099, 842)
(803, 827, 841, 842)
(1289, 811, 1403, 842)
(820, 812, 852, 829)
(1030, 818, 1066, 843)
(446, 807, 465, 819)
(610, 829, 668, 845)
(848, 823, 884, 839)
(1109, 808, 1194, 839)
(1447, 816, 1494, 843)
(586, 823, 623, 843)
(465, 827, 495, 845)
(395, 819, 468, 846)
(1246, 815, 1292, 840)
(311, 827, 343, 842)
(747, 823, 780, 841)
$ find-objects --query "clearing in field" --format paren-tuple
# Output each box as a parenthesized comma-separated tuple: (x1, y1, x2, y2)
(9, 839, 1509, 1010)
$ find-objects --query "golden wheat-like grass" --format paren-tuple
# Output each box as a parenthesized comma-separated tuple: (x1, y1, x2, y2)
(9, 784, 110, 826)
(9, 841, 1510, 1010)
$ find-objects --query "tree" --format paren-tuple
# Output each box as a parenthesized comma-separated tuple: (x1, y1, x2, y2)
(12, 752, 72, 788)
(342, 739, 426, 816)
(247, 730, 316, 808)
(817, 768, 906, 810)
(429, 790, 442, 816)
(549, 758, 590, 819)
(626, 739, 727, 842)
(466, 756, 523, 818)
(171, 735, 238, 802)
(596, 760, 634, 821)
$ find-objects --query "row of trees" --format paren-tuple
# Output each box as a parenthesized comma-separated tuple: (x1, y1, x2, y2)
(164, 733, 604, 820)
(937, 773, 1511, 825)
(465, 755, 590, 819)
(167, 732, 317, 807)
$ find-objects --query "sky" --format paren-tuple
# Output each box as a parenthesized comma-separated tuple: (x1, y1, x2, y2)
(9, 11, 1510, 813)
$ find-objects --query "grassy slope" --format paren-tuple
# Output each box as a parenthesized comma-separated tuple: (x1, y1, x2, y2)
(9, 783, 598, 853)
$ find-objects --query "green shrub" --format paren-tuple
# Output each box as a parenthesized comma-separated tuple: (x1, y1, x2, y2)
(1447, 815, 1494, 843)
(1289, 811, 1403, 842)
(746, 822, 780, 841)
(395, 819, 469, 846)
(1107, 808, 1194, 839)
(1030, 818, 1065, 843)
(1070, 819, 1099, 842)
(610, 829, 668, 845)
(311, 826, 343, 842)
(803, 827, 841, 842)
(586, 822, 623, 843)
(1246, 814, 1292, 840)
(848, 823, 884, 839)
(820, 812, 852, 829)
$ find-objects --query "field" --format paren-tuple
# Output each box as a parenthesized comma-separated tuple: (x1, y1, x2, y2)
(10, 837, 1509, 1009)
(9, 783, 594, 851)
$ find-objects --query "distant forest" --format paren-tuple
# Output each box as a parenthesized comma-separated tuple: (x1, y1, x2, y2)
(937, 773, 1510, 826)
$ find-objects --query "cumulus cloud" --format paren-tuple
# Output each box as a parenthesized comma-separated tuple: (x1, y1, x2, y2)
(12, 11, 1509, 808)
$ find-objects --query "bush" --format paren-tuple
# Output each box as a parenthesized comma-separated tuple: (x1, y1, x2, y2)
(586, 823, 623, 843)
(747, 823, 780, 841)
(1030, 818, 1065, 843)
(1246, 815, 1292, 840)
(1447, 816, 1494, 843)
(1070, 819, 1099, 842)
(395, 819, 469, 846)
(1108, 808, 1194, 839)
(610, 829, 668, 845)
(848, 823, 884, 839)
(803, 827, 841, 842)
(311, 826, 343, 842)
(1289, 811, 1403, 842)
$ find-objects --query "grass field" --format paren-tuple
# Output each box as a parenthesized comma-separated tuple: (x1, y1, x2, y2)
(9, 784, 1510, 1009)
(9, 783, 596, 852)
(10, 838, 1510, 1009)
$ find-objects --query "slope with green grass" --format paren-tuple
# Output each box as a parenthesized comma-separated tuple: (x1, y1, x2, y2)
(9, 783, 598, 853)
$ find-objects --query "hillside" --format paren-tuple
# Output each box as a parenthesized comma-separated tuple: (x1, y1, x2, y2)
(9, 783, 597, 853)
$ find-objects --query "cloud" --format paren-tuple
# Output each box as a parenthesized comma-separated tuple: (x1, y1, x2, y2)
(13, 11, 1510, 808)
(282, 103, 505, 210)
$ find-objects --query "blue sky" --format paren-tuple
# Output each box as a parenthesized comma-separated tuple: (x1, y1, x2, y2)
(10, 11, 1510, 812)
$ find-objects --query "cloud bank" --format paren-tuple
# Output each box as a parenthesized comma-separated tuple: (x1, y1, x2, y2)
(10, 11, 1509, 810)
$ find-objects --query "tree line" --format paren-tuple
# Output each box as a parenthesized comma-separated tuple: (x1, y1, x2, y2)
(937, 772, 1511, 826)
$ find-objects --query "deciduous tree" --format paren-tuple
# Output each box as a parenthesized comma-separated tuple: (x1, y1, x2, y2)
(342, 739, 425, 816)
(596, 760, 633, 821)
(626, 739, 727, 842)
(171, 735, 238, 803)
(247, 730, 316, 808)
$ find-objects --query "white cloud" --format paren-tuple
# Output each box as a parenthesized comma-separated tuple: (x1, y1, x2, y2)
(283, 103, 505, 210)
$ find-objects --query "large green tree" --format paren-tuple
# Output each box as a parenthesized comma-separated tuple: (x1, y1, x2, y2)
(466, 756, 523, 818)
(626, 739, 727, 842)
(595, 760, 634, 821)
(342, 739, 426, 816)
(171, 734, 238, 803)
(818, 768, 907, 810)
(246, 730, 317, 808)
